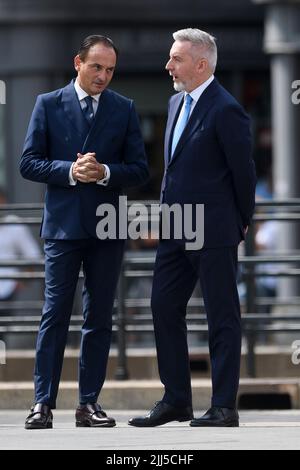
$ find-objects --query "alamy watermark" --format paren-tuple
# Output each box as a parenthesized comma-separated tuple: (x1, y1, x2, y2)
(291, 340, 300, 366)
(0, 340, 6, 365)
(291, 80, 300, 105)
(96, 196, 204, 251)
(0, 80, 6, 105)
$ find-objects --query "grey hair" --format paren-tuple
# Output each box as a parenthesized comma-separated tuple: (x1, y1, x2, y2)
(173, 28, 217, 73)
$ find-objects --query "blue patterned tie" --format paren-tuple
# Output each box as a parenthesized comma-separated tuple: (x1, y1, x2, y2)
(171, 94, 193, 158)
(83, 96, 95, 126)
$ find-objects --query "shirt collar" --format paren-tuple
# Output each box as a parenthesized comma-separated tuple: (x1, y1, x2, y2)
(74, 78, 101, 103)
(186, 75, 215, 103)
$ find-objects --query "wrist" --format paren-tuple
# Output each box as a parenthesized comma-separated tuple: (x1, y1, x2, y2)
(98, 165, 106, 181)
(72, 163, 77, 181)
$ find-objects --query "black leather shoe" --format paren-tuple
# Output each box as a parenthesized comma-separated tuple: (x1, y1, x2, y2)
(128, 401, 194, 427)
(190, 407, 239, 427)
(25, 403, 53, 430)
(76, 403, 116, 428)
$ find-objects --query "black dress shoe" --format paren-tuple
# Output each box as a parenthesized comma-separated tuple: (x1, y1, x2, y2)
(75, 403, 116, 428)
(190, 407, 239, 427)
(128, 401, 194, 427)
(25, 403, 53, 430)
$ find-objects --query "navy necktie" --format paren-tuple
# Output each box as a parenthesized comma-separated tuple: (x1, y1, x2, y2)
(83, 96, 95, 126)
(171, 94, 193, 158)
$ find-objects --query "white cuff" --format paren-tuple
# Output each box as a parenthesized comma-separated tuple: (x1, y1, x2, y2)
(97, 164, 110, 186)
(69, 163, 77, 186)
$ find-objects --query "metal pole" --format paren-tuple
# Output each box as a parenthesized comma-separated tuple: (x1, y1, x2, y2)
(253, 0, 300, 299)
(114, 261, 129, 380)
(244, 224, 257, 377)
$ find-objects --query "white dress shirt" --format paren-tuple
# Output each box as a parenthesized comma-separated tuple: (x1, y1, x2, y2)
(177, 74, 215, 122)
(69, 79, 110, 186)
(0, 216, 41, 299)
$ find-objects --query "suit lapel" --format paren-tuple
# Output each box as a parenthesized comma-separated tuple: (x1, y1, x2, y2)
(60, 83, 116, 153)
(60, 80, 90, 139)
(82, 89, 116, 152)
(168, 79, 220, 166)
(164, 93, 184, 167)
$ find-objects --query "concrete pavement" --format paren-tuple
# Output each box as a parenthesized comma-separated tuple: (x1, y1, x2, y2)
(0, 410, 300, 450)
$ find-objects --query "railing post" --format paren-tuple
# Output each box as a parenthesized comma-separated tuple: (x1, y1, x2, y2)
(114, 260, 129, 380)
(244, 224, 257, 377)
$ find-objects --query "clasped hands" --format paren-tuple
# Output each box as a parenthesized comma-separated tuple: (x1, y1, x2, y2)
(72, 152, 106, 183)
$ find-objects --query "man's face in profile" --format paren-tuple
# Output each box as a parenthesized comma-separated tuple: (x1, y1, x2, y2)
(165, 40, 208, 93)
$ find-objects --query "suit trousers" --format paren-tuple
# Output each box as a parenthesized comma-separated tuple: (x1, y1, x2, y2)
(151, 239, 241, 409)
(34, 238, 125, 409)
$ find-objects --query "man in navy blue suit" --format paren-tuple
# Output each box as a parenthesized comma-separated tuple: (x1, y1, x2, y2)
(21, 35, 148, 429)
(129, 28, 256, 428)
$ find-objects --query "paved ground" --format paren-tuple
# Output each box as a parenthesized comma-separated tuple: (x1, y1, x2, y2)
(0, 410, 300, 450)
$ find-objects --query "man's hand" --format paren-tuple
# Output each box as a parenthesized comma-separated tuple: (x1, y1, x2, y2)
(72, 153, 106, 183)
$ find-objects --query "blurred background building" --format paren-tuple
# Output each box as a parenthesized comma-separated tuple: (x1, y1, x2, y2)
(0, 0, 271, 203)
(1, 0, 300, 395)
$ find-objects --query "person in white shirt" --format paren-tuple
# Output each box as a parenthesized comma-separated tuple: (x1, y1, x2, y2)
(0, 188, 40, 303)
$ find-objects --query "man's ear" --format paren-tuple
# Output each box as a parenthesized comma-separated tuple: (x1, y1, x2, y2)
(74, 55, 81, 72)
(197, 58, 208, 74)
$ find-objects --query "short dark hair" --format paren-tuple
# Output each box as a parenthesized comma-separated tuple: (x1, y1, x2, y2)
(78, 35, 118, 61)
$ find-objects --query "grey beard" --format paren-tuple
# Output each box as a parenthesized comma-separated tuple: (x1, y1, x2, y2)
(174, 81, 186, 92)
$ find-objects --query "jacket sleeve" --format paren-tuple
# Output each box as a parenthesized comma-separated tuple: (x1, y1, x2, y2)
(20, 95, 72, 187)
(216, 103, 257, 227)
(105, 101, 149, 189)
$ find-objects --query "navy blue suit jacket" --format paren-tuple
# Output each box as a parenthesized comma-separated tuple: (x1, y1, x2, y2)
(161, 78, 256, 248)
(20, 80, 149, 239)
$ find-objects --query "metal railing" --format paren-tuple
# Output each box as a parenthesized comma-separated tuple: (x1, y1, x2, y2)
(1, 199, 300, 379)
